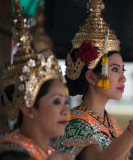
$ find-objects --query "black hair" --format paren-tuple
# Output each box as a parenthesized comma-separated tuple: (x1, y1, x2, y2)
(65, 49, 119, 96)
(1, 85, 15, 106)
(1, 79, 55, 128)
(18, 79, 55, 127)
(34, 79, 55, 107)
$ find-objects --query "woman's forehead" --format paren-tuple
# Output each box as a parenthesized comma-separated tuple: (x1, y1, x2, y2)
(108, 53, 123, 64)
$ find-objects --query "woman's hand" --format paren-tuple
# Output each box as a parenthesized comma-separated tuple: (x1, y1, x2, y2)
(127, 119, 133, 135)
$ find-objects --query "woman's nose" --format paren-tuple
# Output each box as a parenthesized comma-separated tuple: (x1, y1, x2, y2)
(121, 73, 126, 82)
(62, 105, 70, 116)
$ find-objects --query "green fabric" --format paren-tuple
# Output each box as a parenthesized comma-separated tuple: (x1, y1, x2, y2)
(65, 119, 95, 138)
(0, 141, 31, 158)
(0, 150, 30, 157)
(58, 118, 111, 159)
(66, 119, 110, 148)
(12, 0, 46, 17)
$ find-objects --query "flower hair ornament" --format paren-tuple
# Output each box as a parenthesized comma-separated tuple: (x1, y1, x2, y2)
(2, 0, 63, 120)
(97, 31, 109, 89)
(66, 0, 120, 89)
(66, 41, 103, 80)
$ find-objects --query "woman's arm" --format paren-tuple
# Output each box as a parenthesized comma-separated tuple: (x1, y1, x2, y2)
(78, 128, 133, 160)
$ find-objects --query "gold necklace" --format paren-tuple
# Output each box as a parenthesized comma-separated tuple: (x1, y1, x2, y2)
(74, 101, 118, 141)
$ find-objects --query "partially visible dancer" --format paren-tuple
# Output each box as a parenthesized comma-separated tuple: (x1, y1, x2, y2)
(0, 1, 71, 160)
(57, 0, 133, 159)
(131, 148, 133, 159)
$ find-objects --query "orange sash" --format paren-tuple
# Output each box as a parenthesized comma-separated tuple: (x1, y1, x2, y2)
(0, 132, 54, 160)
(71, 110, 123, 139)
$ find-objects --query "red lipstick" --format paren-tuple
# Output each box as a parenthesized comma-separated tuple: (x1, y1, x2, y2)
(117, 85, 125, 92)
(58, 120, 67, 125)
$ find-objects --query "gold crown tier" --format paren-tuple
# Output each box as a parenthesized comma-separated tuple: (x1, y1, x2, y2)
(72, 0, 120, 53)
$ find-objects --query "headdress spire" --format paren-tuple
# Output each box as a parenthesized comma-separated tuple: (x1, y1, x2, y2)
(72, 0, 120, 52)
(13, 0, 35, 64)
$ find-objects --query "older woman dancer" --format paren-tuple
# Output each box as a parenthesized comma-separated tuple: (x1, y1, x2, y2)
(0, 1, 71, 160)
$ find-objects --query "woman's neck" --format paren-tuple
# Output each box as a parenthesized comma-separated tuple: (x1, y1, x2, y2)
(20, 120, 50, 153)
(83, 89, 109, 119)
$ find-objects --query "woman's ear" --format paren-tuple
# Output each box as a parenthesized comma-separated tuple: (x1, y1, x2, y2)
(20, 103, 34, 119)
(85, 70, 98, 85)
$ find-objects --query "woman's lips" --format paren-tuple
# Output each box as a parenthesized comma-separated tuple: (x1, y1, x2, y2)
(117, 85, 125, 92)
(58, 120, 67, 125)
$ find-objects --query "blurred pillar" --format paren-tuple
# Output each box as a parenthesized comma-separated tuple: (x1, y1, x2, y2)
(33, 0, 54, 53)
(0, 0, 11, 134)
(131, 147, 133, 159)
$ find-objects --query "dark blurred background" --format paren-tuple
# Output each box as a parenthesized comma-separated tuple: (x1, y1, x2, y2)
(44, 0, 133, 61)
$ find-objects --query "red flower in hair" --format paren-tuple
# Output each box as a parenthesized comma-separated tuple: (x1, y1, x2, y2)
(75, 41, 99, 65)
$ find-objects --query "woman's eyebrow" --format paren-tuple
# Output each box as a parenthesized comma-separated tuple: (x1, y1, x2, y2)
(109, 64, 125, 68)
(109, 64, 120, 67)
(51, 94, 67, 97)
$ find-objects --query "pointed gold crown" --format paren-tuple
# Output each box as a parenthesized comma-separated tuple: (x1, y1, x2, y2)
(66, 0, 120, 80)
(72, 0, 120, 52)
(2, 0, 63, 120)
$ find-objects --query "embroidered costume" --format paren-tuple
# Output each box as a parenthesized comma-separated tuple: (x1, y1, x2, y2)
(58, 105, 131, 159)
(57, 106, 124, 160)
(0, 132, 54, 160)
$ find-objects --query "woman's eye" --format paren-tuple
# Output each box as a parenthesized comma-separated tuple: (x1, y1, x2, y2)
(65, 100, 69, 106)
(123, 68, 126, 73)
(112, 67, 126, 73)
(112, 68, 118, 72)
(53, 98, 61, 105)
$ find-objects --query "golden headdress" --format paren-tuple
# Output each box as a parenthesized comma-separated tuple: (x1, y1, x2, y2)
(66, 0, 120, 89)
(2, 0, 63, 120)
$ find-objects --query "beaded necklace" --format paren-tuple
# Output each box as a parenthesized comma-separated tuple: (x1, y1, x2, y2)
(17, 131, 53, 159)
(27, 138, 53, 159)
(74, 101, 118, 141)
